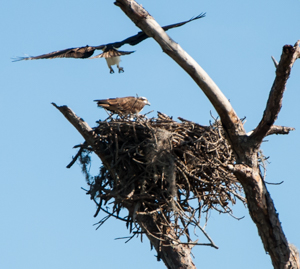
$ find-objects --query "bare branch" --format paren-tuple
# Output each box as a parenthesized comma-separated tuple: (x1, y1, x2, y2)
(250, 41, 300, 144)
(52, 103, 114, 173)
(271, 56, 279, 68)
(266, 125, 295, 136)
(114, 0, 246, 142)
(247, 125, 295, 137)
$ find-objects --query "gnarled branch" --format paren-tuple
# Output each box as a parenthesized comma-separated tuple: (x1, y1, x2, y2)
(247, 125, 295, 137)
(250, 41, 300, 144)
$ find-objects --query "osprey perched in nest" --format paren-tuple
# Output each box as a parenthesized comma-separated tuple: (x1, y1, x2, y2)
(94, 96, 150, 116)
(13, 13, 205, 73)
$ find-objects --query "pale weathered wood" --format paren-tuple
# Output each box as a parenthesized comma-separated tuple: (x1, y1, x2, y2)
(114, 1, 300, 268)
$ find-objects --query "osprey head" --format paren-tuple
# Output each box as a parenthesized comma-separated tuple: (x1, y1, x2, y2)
(139, 96, 150, 106)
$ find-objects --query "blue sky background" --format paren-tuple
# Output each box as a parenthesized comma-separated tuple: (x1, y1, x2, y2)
(1, 1, 300, 268)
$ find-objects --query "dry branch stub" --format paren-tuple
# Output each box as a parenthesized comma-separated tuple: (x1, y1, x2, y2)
(77, 113, 245, 248)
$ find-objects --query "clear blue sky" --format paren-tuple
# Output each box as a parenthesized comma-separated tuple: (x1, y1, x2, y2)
(1, 1, 300, 268)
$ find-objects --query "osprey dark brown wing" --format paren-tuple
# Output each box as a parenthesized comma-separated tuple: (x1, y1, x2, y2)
(101, 12, 206, 48)
(161, 13, 206, 32)
(94, 96, 150, 115)
(12, 45, 101, 61)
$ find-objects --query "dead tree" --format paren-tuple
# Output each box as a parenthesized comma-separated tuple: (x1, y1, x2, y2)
(53, 1, 300, 268)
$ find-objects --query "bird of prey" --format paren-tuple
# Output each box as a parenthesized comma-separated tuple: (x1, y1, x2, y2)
(94, 96, 150, 116)
(89, 47, 134, 73)
(13, 13, 206, 73)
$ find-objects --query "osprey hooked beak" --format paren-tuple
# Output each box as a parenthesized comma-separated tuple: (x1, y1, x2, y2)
(140, 97, 150, 106)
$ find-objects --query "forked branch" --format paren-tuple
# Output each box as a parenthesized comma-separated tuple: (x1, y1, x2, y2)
(250, 41, 300, 144)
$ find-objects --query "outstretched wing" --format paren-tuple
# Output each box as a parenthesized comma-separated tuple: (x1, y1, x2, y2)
(102, 12, 206, 49)
(162, 13, 206, 32)
(12, 45, 102, 62)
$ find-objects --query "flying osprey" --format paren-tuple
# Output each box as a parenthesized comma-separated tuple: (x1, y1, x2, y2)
(13, 13, 205, 73)
(94, 96, 150, 115)
(89, 47, 134, 73)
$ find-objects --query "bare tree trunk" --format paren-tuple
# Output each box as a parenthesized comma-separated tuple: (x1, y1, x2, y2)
(137, 214, 196, 269)
(113, 1, 300, 268)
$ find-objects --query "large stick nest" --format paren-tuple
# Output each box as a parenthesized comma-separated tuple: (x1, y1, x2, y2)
(77, 113, 245, 246)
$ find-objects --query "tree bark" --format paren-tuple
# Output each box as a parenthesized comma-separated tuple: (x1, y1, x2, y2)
(113, 1, 300, 268)
(137, 214, 196, 269)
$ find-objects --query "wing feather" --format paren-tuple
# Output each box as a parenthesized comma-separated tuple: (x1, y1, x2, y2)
(161, 13, 206, 32)
(108, 12, 206, 48)
(13, 46, 98, 61)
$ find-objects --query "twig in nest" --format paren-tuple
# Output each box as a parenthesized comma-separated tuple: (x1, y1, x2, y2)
(265, 181, 284, 185)
(66, 141, 89, 168)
